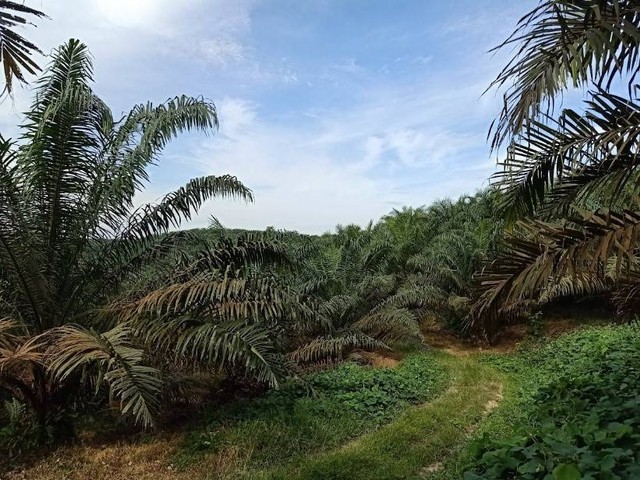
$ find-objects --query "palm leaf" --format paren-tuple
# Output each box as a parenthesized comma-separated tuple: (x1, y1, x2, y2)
(48, 325, 162, 428)
(496, 90, 640, 219)
(289, 332, 388, 365)
(469, 208, 640, 333)
(0, 1, 46, 94)
(488, 0, 640, 148)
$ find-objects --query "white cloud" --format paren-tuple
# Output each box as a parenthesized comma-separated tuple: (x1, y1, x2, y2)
(3, 0, 508, 234)
(385, 129, 470, 167)
(200, 38, 247, 67)
(333, 58, 363, 74)
(217, 97, 258, 136)
(145, 80, 498, 233)
(94, 0, 166, 29)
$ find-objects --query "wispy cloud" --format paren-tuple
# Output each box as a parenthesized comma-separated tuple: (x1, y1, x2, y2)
(199, 38, 247, 67)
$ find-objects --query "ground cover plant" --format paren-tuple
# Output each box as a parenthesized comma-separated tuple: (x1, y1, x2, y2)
(172, 352, 446, 477)
(461, 324, 640, 479)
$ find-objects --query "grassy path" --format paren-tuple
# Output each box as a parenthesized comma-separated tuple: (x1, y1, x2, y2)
(255, 351, 505, 480)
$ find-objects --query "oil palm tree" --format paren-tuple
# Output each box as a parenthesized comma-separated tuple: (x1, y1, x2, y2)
(488, 0, 640, 150)
(287, 225, 425, 364)
(0, 39, 285, 432)
(471, 0, 640, 333)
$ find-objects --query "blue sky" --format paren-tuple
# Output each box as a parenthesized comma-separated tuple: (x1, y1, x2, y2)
(3, 0, 536, 233)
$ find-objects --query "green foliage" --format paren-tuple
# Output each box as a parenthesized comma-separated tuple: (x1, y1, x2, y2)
(0, 39, 294, 440)
(282, 189, 502, 361)
(269, 352, 504, 480)
(465, 324, 640, 479)
(487, 0, 640, 149)
(0, 1, 47, 95)
(473, 0, 640, 333)
(177, 353, 445, 471)
(0, 399, 39, 457)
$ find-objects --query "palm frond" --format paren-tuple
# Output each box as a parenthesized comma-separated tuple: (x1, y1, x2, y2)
(0, 1, 47, 94)
(0, 318, 25, 350)
(0, 331, 43, 372)
(173, 320, 284, 386)
(469, 208, 640, 333)
(49, 325, 162, 428)
(107, 175, 252, 264)
(289, 332, 388, 365)
(496, 90, 640, 219)
(488, 0, 640, 148)
(353, 308, 422, 342)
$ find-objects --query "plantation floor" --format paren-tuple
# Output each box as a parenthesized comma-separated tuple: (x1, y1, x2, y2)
(6, 350, 509, 480)
(255, 352, 506, 480)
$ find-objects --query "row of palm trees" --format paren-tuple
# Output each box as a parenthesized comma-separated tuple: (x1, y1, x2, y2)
(0, 37, 500, 437)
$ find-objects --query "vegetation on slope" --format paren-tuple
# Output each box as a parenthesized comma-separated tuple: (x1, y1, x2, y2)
(431, 324, 640, 480)
(174, 353, 445, 477)
(5, 0, 640, 478)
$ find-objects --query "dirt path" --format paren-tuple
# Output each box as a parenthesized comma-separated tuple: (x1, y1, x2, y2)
(258, 351, 506, 480)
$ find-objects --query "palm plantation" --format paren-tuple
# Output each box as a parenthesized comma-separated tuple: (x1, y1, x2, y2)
(3, 1, 640, 479)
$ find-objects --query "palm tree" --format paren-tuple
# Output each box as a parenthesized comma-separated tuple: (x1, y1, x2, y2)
(0, 39, 286, 433)
(0, 1, 47, 94)
(470, 0, 640, 333)
(287, 225, 425, 365)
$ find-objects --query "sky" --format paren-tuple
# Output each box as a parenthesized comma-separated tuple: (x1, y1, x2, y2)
(2, 0, 536, 234)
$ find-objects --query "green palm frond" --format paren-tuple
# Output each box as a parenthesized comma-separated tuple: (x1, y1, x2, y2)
(184, 236, 290, 273)
(124, 312, 287, 387)
(113, 95, 219, 172)
(107, 175, 251, 262)
(84, 96, 219, 237)
(353, 308, 422, 342)
(538, 273, 612, 304)
(173, 320, 283, 386)
(116, 272, 285, 320)
(496, 90, 640, 219)
(469, 209, 640, 333)
(488, 0, 640, 148)
(49, 325, 162, 428)
(289, 332, 388, 365)
(374, 284, 447, 312)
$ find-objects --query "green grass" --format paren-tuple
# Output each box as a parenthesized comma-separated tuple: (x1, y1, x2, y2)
(173, 352, 447, 477)
(427, 359, 528, 480)
(172, 324, 640, 479)
(435, 323, 640, 479)
(255, 352, 505, 480)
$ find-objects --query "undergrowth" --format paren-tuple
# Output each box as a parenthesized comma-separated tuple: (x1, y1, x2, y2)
(173, 352, 446, 474)
(461, 324, 640, 480)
